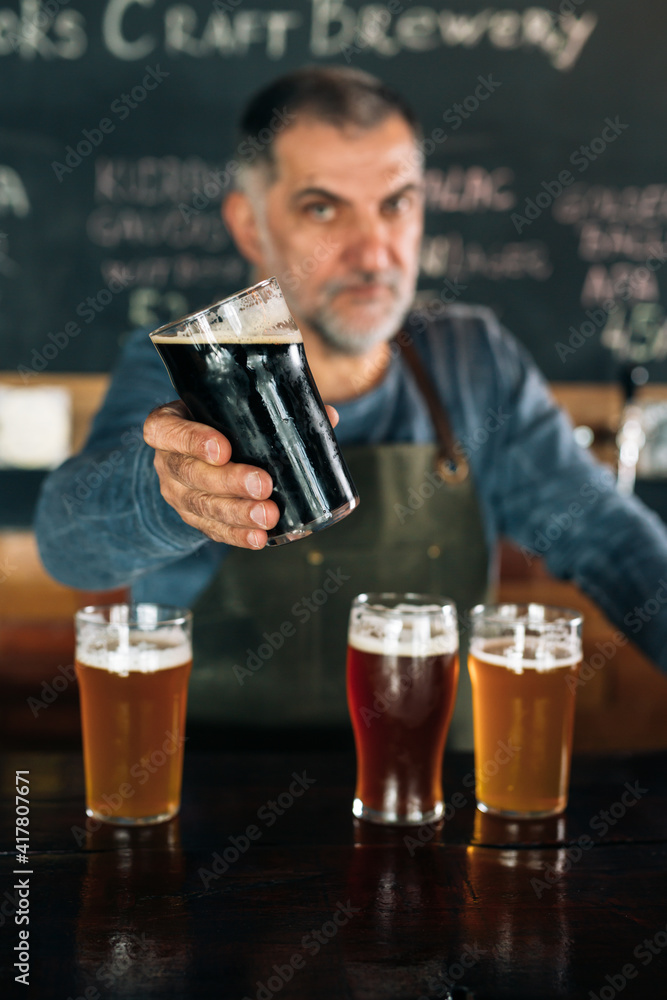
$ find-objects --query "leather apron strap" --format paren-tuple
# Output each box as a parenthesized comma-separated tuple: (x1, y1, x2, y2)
(396, 334, 469, 484)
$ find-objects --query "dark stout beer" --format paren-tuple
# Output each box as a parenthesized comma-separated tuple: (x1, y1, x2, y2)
(152, 336, 357, 542)
(150, 279, 358, 546)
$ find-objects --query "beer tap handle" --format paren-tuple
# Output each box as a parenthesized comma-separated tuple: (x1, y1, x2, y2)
(615, 364, 648, 497)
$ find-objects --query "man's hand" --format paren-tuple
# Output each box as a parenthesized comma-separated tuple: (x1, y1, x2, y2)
(143, 400, 339, 549)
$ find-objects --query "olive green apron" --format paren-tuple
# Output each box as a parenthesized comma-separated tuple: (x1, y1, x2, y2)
(189, 440, 490, 750)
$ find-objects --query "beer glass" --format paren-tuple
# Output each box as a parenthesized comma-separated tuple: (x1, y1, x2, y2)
(468, 604, 582, 818)
(75, 604, 192, 825)
(346, 593, 459, 825)
(150, 277, 359, 546)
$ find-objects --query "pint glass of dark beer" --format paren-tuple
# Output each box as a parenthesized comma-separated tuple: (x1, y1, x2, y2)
(468, 604, 583, 818)
(75, 604, 192, 825)
(150, 277, 359, 546)
(346, 593, 459, 825)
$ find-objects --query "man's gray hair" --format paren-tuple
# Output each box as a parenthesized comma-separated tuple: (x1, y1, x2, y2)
(234, 65, 423, 187)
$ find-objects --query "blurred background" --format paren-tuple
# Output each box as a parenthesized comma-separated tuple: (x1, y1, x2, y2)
(2, 0, 667, 751)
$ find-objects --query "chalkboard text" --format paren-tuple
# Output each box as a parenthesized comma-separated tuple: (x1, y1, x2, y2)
(0, 2, 598, 70)
(0, 167, 30, 217)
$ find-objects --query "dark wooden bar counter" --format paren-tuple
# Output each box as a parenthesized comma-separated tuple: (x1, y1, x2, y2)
(2, 749, 667, 999)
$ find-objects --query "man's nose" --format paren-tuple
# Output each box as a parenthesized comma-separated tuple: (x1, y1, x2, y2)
(345, 216, 392, 271)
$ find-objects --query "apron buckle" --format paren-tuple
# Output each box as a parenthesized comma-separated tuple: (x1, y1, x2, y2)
(436, 451, 470, 484)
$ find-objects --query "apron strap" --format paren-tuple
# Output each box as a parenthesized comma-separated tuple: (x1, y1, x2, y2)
(396, 333, 470, 483)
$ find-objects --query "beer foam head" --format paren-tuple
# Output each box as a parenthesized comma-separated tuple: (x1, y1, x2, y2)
(77, 626, 191, 675)
(150, 276, 301, 345)
(349, 607, 457, 657)
(470, 636, 581, 675)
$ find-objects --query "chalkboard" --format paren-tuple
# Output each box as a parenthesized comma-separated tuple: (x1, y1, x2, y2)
(2, 0, 667, 383)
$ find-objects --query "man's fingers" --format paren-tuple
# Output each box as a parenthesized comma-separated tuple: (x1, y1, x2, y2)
(181, 513, 268, 549)
(325, 404, 339, 428)
(156, 467, 280, 532)
(154, 399, 190, 419)
(161, 452, 273, 500)
(143, 402, 231, 464)
(179, 490, 280, 532)
(165, 485, 278, 546)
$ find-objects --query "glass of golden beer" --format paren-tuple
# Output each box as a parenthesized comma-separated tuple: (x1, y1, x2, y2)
(346, 593, 459, 825)
(468, 604, 582, 818)
(74, 604, 192, 825)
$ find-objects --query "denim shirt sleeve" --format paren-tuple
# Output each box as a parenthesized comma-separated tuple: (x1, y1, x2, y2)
(431, 308, 667, 671)
(34, 327, 215, 591)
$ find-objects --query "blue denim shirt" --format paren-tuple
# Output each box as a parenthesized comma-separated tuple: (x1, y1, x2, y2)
(35, 305, 667, 669)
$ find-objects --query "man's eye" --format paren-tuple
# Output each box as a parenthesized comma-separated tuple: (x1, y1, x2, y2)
(304, 203, 335, 221)
(384, 194, 412, 215)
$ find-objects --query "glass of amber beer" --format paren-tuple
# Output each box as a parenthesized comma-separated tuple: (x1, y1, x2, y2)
(346, 593, 459, 825)
(74, 604, 192, 825)
(468, 604, 582, 818)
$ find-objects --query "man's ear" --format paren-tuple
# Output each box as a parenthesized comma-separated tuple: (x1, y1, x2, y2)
(222, 190, 265, 268)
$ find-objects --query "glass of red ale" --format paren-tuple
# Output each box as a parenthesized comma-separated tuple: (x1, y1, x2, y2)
(75, 604, 192, 825)
(468, 604, 583, 819)
(346, 593, 459, 825)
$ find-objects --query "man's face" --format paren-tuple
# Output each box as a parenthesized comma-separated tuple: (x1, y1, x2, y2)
(241, 114, 424, 354)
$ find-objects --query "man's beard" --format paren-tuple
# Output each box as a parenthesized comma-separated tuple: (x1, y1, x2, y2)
(299, 271, 415, 355)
